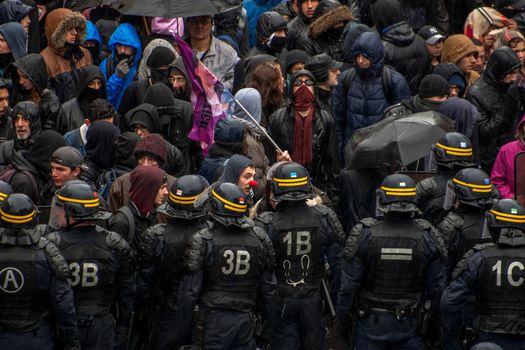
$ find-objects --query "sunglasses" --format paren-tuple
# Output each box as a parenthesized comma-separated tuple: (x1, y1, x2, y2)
(292, 79, 315, 87)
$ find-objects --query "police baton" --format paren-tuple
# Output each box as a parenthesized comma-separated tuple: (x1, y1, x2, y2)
(322, 278, 336, 318)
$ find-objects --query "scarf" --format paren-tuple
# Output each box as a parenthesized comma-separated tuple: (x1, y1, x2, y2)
(292, 85, 315, 166)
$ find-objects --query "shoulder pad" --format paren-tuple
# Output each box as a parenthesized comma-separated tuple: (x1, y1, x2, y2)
(416, 178, 437, 196)
(360, 218, 378, 227)
(148, 224, 167, 237)
(416, 219, 448, 259)
(255, 211, 274, 227)
(45, 231, 61, 246)
(312, 203, 330, 216)
(105, 230, 132, 255)
(451, 243, 495, 280)
(317, 205, 345, 245)
(39, 237, 70, 280)
(344, 223, 365, 260)
(184, 229, 209, 272)
(252, 225, 269, 242)
(437, 212, 464, 242)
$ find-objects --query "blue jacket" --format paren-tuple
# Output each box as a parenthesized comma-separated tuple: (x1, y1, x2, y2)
(85, 20, 102, 57)
(331, 31, 410, 159)
(244, 0, 283, 47)
(100, 23, 142, 109)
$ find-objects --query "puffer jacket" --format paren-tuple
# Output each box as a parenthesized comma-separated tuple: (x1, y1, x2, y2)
(467, 47, 523, 173)
(295, 3, 354, 62)
(40, 8, 92, 103)
(268, 104, 339, 197)
(100, 23, 142, 110)
(331, 31, 410, 159)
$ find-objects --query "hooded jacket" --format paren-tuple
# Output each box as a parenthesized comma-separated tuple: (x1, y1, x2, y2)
(170, 57, 191, 102)
(371, 0, 428, 89)
(100, 23, 142, 110)
(433, 63, 468, 98)
(40, 8, 93, 103)
(491, 115, 525, 199)
(218, 154, 254, 184)
(441, 34, 480, 90)
(0, 22, 27, 76)
(0, 0, 32, 25)
(247, 11, 288, 59)
(332, 31, 410, 159)
(83, 121, 120, 185)
(286, 0, 326, 50)
(467, 47, 522, 172)
(84, 20, 103, 64)
(9, 54, 62, 131)
(58, 65, 107, 134)
(245, 0, 283, 47)
(137, 38, 177, 81)
(295, 3, 353, 62)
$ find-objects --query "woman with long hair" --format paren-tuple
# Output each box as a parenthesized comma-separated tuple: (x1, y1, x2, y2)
(247, 61, 285, 127)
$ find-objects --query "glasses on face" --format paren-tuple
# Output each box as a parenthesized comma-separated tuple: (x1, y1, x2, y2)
(169, 76, 186, 84)
(292, 79, 315, 87)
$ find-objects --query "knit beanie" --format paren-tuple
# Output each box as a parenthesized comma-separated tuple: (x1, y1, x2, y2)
(133, 133, 167, 165)
(447, 73, 466, 90)
(285, 50, 310, 73)
(146, 46, 176, 69)
(418, 74, 450, 98)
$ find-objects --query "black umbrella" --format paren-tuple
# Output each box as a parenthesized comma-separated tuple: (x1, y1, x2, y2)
(344, 111, 455, 170)
(114, 0, 239, 18)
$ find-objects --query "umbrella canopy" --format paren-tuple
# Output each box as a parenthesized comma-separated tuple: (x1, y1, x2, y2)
(345, 111, 455, 170)
(114, 0, 218, 18)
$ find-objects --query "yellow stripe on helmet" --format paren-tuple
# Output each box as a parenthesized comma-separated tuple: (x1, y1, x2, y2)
(0, 208, 35, 220)
(453, 178, 492, 190)
(273, 176, 308, 183)
(490, 209, 525, 220)
(212, 189, 247, 210)
(436, 143, 473, 156)
(380, 186, 416, 192)
(277, 181, 308, 187)
(385, 191, 416, 196)
(57, 195, 99, 205)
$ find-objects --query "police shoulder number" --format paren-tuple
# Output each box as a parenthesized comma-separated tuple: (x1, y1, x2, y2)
(69, 262, 99, 287)
(221, 249, 251, 275)
(491, 259, 525, 287)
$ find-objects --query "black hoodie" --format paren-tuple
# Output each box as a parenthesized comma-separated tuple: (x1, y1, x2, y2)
(169, 57, 191, 102)
(83, 121, 121, 185)
(58, 64, 107, 134)
(125, 103, 162, 134)
(9, 54, 62, 131)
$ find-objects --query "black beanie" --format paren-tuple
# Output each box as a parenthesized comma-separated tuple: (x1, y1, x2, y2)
(146, 46, 176, 69)
(418, 74, 450, 99)
(285, 50, 310, 73)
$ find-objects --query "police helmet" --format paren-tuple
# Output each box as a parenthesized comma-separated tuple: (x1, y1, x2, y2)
(0, 181, 13, 202)
(452, 168, 495, 207)
(470, 343, 503, 350)
(270, 162, 312, 202)
(54, 180, 110, 221)
(377, 174, 417, 205)
(432, 132, 473, 166)
(51, 146, 84, 168)
(209, 182, 248, 227)
(0, 193, 37, 228)
(485, 199, 525, 245)
(157, 175, 209, 219)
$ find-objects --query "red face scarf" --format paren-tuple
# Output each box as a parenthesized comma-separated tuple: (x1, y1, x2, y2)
(292, 85, 315, 166)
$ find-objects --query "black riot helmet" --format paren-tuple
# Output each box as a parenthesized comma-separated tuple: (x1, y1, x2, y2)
(270, 162, 312, 202)
(208, 182, 249, 228)
(0, 193, 38, 228)
(49, 180, 110, 229)
(485, 199, 525, 246)
(158, 175, 209, 219)
(0, 181, 13, 202)
(432, 132, 474, 167)
(451, 168, 495, 208)
(376, 174, 419, 215)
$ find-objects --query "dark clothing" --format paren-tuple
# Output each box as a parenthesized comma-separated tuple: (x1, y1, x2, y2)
(0, 22, 26, 77)
(0, 116, 14, 143)
(416, 168, 456, 226)
(268, 105, 340, 197)
(466, 47, 523, 173)
(199, 144, 236, 184)
(84, 121, 120, 180)
(118, 79, 153, 119)
(433, 63, 468, 98)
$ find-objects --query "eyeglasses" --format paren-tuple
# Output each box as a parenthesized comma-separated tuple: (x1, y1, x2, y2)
(292, 79, 315, 87)
(169, 76, 186, 84)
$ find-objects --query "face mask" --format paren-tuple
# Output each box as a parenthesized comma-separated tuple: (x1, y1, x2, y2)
(117, 52, 132, 63)
(268, 33, 288, 52)
(83, 86, 104, 101)
(85, 45, 99, 62)
(64, 42, 83, 60)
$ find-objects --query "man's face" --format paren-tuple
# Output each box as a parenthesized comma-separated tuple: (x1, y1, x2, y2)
(87, 78, 103, 90)
(51, 162, 79, 188)
(292, 74, 315, 95)
(289, 62, 305, 74)
(449, 85, 460, 97)
(65, 27, 78, 44)
(188, 16, 213, 41)
(155, 183, 168, 206)
(0, 33, 9, 54)
(457, 52, 477, 74)
(474, 46, 485, 72)
(238, 166, 256, 195)
(17, 69, 33, 91)
(20, 15, 30, 33)
(0, 88, 9, 119)
(138, 155, 159, 167)
(14, 115, 31, 140)
(169, 72, 187, 92)
(512, 41, 525, 66)
(356, 54, 371, 69)
(301, 0, 320, 18)
(132, 124, 151, 138)
(116, 44, 135, 58)
(427, 40, 443, 58)
(327, 68, 340, 87)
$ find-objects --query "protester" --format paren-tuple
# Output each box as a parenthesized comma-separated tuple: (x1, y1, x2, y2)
(0, 22, 27, 77)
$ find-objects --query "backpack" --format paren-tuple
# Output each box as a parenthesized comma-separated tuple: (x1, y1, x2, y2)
(0, 165, 39, 200)
(97, 168, 118, 201)
(342, 66, 393, 104)
(118, 206, 136, 244)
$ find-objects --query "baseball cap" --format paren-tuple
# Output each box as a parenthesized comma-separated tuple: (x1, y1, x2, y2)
(418, 25, 446, 45)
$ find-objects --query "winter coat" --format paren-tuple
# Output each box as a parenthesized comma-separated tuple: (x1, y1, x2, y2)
(295, 4, 353, 62)
(433, 63, 468, 98)
(9, 54, 62, 131)
(467, 47, 522, 173)
(244, 0, 283, 47)
(40, 9, 93, 103)
(137, 38, 177, 81)
(118, 79, 154, 119)
(0, 22, 27, 76)
(100, 23, 142, 110)
(58, 64, 107, 134)
(331, 31, 410, 158)
(85, 20, 103, 64)
(441, 34, 480, 91)
(491, 115, 525, 199)
(268, 105, 340, 196)
(0, 0, 32, 25)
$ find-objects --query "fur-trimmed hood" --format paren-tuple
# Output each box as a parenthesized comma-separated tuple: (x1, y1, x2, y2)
(309, 5, 352, 39)
(45, 8, 86, 52)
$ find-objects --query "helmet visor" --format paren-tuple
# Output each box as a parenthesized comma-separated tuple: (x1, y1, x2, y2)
(48, 196, 66, 230)
(443, 180, 456, 210)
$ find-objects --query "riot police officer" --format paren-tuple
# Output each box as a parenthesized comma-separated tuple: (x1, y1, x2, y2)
(337, 174, 447, 349)
(142, 175, 209, 349)
(178, 182, 276, 349)
(417, 132, 476, 225)
(0, 180, 12, 202)
(47, 180, 135, 350)
(0, 193, 79, 349)
(255, 162, 344, 350)
(441, 199, 525, 350)
(438, 168, 497, 277)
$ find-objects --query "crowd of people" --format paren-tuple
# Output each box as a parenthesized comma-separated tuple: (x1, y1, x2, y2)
(0, 0, 524, 349)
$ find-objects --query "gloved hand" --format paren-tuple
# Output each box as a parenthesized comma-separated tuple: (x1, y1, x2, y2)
(116, 59, 130, 78)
